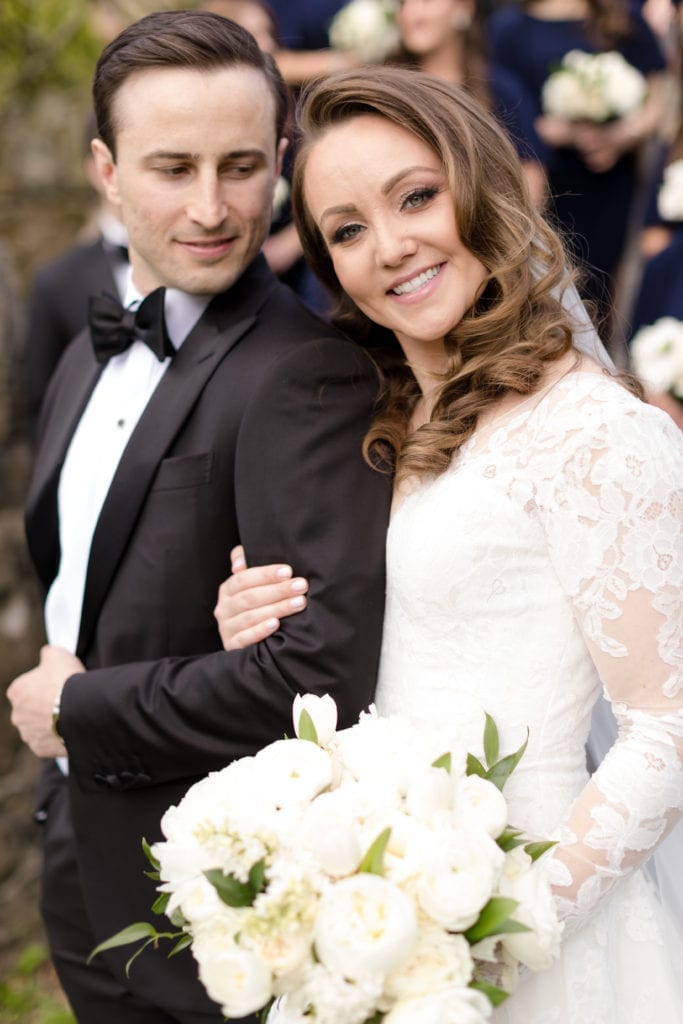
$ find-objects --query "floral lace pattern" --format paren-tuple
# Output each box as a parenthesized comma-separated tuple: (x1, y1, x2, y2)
(375, 372, 683, 1021)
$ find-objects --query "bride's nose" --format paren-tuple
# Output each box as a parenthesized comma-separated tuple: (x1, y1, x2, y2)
(374, 221, 417, 267)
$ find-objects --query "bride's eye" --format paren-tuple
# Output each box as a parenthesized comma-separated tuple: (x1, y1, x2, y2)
(330, 222, 364, 245)
(402, 186, 439, 210)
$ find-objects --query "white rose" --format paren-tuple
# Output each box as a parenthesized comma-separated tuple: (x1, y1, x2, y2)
(384, 923, 473, 1001)
(302, 790, 362, 876)
(498, 847, 563, 971)
(255, 739, 333, 807)
(383, 986, 492, 1024)
(193, 933, 272, 1017)
(293, 693, 338, 745)
(455, 775, 508, 838)
(542, 70, 587, 120)
(631, 318, 683, 393)
(417, 828, 504, 931)
(314, 874, 418, 979)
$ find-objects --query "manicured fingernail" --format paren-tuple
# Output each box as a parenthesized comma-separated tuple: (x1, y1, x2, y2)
(265, 618, 279, 629)
(232, 558, 245, 570)
(277, 566, 293, 579)
(291, 578, 307, 592)
(289, 596, 305, 609)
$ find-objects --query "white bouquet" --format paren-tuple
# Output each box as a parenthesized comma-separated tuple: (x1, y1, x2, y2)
(541, 49, 647, 122)
(657, 158, 683, 222)
(631, 316, 683, 399)
(93, 696, 562, 1023)
(328, 0, 400, 64)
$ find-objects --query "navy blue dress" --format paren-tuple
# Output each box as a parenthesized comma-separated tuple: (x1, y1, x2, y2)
(270, 0, 347, 49)
(488, 7, 665, 316)
(629, 231, 683, 337)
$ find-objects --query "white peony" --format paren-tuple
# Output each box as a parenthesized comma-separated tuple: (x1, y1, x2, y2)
(405, 765, 453, 823)
(382, 986, 492, 1024)
(255, 739, 333, 807)
(416, 827, 505, 931)
(456, 774, 509, 839)
(314, 873, 418, 979)
(599, 51, 647, 117)
(498, 847, 563, 971)
(657, 158, 683, 222)
(302, 790, 362, 876)
(193, 931, 272, 1017)
(275, 961, 384, 1024)
(384, 922, 473, 1000)
(293, 693, 338, 744)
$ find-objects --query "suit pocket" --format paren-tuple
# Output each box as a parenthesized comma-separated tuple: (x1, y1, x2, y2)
(151, 451, 214, 491)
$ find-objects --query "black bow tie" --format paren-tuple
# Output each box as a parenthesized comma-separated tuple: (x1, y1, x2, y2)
(88, 288, 174, 364)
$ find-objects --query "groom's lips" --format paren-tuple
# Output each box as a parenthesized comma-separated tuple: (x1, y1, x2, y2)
(178, 237, 236, 259)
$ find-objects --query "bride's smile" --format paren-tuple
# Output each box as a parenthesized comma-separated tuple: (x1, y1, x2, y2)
(304, 114, 488, 380)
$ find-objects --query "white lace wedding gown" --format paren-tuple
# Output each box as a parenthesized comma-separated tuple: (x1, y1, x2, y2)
(375, 370, 683, 1022)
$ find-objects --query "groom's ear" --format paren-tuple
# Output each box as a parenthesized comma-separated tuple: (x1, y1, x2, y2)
(91, 138, 120, 208)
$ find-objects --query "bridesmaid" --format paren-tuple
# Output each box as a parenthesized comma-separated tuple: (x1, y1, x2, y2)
(488, 0, 667, 334)
(396, 0, 549, 206)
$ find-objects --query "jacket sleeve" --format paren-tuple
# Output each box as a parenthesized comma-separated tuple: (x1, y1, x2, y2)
(58, 336, 392, 791)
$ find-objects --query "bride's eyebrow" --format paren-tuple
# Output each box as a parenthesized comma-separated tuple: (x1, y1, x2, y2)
(381, 165, 440, 194)
(319, 164, 441, 226)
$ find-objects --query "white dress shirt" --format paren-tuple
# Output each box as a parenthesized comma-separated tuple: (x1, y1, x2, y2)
(45, 278, 211, 655)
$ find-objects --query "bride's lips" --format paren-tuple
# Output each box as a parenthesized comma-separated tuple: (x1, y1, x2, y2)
(387, 262, 446, 303)
(177, 237, 236, 259)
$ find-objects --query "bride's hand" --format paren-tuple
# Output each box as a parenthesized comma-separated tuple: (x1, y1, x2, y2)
(214, 546, 309, 650)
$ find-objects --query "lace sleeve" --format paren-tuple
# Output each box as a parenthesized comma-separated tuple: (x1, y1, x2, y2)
(539, 395, 683, 934)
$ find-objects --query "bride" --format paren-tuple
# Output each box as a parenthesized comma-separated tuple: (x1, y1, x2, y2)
(214, 67, 683, 1020)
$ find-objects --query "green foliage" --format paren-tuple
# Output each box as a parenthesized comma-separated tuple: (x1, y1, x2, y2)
(0, 943, 76, 1024)
(463, 896, 531, 945)
(358, 827, 392, 877)
(205, 859, 267, 908)
(0, 0, 100, 113)
(297, 708, 319, 744)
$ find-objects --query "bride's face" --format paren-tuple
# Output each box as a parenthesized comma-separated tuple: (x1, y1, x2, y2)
(304, 115, 487, 363)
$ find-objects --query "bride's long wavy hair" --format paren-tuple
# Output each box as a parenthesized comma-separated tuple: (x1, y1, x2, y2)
(291, 67, 583, 480)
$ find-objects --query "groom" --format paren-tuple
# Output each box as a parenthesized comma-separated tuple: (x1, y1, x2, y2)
(7, 11, 390, 1024)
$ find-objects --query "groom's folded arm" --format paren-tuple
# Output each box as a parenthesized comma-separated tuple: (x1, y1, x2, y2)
(57, 337, 392, 791)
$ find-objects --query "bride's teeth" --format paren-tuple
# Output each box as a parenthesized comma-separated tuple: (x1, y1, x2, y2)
(392, 265, 439, 295)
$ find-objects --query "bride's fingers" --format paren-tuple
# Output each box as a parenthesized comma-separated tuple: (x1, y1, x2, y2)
(217, 594, 308, 650)
(219, 563, 296, 600)
(230, 545, 247, 572)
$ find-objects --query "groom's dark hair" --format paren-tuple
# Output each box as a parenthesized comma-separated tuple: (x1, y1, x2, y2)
(92, 9, 289, 158)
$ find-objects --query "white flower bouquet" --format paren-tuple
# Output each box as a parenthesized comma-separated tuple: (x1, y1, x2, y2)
(657, 158, 683, 223)
(541, 50, 647, 123)
(328, 0, 400, 65)
(631, 316, 683, 400)
(93, 695, 562, 1023)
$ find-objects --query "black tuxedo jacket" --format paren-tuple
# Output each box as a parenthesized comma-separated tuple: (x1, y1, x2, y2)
(24, 237, 123, 430)
(25, 255, 391, 1014)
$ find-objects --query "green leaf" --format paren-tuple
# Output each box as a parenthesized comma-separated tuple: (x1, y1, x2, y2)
(464, 897, 525, 944)
(470, 978, 511, 1007)
(485, 731, 529, 792)
(88, 922, 159, 964)
(297, 708, 319, 744)
(432, 751, 452, 773)
(524, 840, 558, 862)
(496, 828, 526, 852)
(142, 837, 160, 872)
(168, 934, 193, 957)
(466, 753, 487, 778)
(483, 713, 499, 768)
(358, 828, 392, 876)
(205, 869, 257, 908)
(151, 892, 170, 916)
(249, 859, 266, 895)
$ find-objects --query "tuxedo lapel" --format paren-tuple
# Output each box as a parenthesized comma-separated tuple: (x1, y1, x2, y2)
(74, 257, 278, 658)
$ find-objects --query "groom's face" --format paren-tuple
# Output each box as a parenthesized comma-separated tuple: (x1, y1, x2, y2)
(92, 63, 286, 296)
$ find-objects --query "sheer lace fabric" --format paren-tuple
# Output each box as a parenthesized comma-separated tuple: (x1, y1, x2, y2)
(375, 371, 683, 1021)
